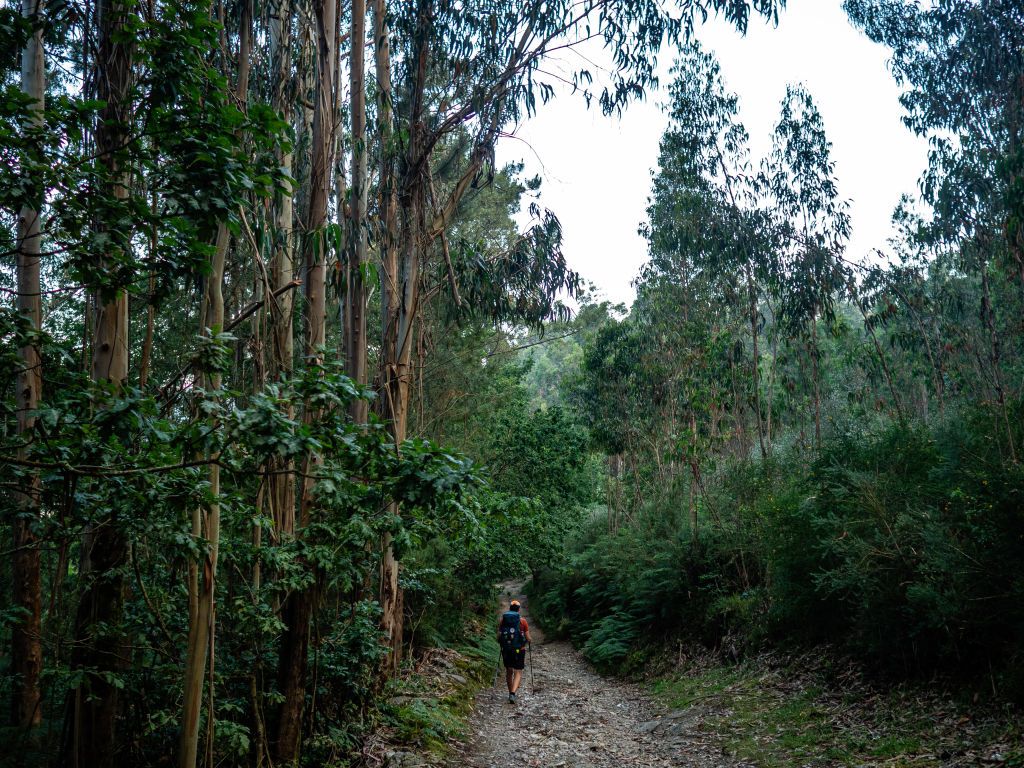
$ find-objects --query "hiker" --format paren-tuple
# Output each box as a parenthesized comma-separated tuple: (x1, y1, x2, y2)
(497, 599, 532, 704)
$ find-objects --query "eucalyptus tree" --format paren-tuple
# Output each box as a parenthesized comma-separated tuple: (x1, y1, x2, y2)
(273, 0, 341, 758)
(764, 85, 849, 448)
(11, 0, 45, 733)
(267, 0, 298, 534)
(646, 42, 778, 459)
(64, 2, 136, 761)
(0, 0, 290, 761)
(368, 0, 786, 673)
(846, 0, 1024, 461)
(178, 3, 255, 765)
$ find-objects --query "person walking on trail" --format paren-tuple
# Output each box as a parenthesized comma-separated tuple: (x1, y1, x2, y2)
(497, 599, 531, 704)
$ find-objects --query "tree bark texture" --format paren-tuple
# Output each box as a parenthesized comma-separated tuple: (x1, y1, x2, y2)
(178, 6, 251, 762)
(273, 0, 336, 759)
(346, 0, 369, 423)
(64, 0, 133, 763)
(375, 0, 430, 676)
(11, 0, 45, 732)
(269, 0, 297, 536)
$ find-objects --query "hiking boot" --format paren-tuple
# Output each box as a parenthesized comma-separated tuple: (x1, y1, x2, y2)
(508, 692, 516, 704)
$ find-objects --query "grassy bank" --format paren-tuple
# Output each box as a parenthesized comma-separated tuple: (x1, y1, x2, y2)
(363, 620, 498, 766)
(650, 650, 1023, 767)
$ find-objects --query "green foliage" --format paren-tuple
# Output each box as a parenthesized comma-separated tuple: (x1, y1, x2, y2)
(536, 412, 1024, 692)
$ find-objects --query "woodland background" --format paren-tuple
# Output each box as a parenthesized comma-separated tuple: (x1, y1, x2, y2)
(2, 0, 1023, 766)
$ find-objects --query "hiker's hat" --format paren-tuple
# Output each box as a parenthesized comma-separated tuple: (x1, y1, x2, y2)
(510, 599, 521, 609)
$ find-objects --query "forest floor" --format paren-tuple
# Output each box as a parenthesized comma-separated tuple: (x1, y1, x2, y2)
(372, 585, 1021, 767)
(445, 584, 1022, 768)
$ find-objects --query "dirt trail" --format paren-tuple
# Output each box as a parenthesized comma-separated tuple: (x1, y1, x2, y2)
(454, 585, 741, 768)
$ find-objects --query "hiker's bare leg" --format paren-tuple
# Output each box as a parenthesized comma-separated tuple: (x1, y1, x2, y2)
(505, 668, 514, 693)
(511, 670, 522, 694)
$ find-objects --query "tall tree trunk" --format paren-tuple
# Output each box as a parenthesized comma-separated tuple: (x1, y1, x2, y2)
(980, 252, 1017, 463)
(810, 323, 822, 450)
(375, 0, 429, 676)
(64, 1, 133, 763)
(346, 0, 369, 421)
(11, 0, 45, 732)
(745, 267, 767, 458)
(377, 176, 423, 675)
(371, 0, 404, 674)
(372, 0, 396, 349)
(269, 0, 296, 536)
(851, 283, 905, 423)
(274, 0, 336, 759)
(178, 6, 251, 763)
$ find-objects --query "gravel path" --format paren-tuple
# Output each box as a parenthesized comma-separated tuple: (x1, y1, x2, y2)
(454, 588, 742, 768)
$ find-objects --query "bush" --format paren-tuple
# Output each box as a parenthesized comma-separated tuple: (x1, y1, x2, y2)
(535, 409, 1024, 695)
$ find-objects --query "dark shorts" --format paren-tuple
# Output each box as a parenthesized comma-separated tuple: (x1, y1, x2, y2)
(502, 647, 526, 670)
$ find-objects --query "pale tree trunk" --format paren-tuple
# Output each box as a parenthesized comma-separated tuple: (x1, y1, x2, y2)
(177, 5, 251, 763)
(66, 1, 133, 763)
(346, 0, 369, 422)
(139, 192, 157, 389)
(716, 147, 765, 460)
(261, 5, 296, 758)
(688, 412, 698, 545)
(11, 0, 44, 732)
(274, 0, 336, 760)
(178, 229, 227, 768)
(375, 0, 432, 676)
(746, 267, 767, 459)
(850, 280, 905, 423)
(269, 0, 296, 536)
(377, 176, 424, 675)
(765, 297, 779, 445)
(810, 323, 822, 450)
(371, 0, 404, 673)
(373, 0, 397, 382)
(374, 0, 409, 679)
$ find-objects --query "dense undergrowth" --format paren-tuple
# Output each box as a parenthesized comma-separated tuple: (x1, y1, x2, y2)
(531, 406, 1024, 698)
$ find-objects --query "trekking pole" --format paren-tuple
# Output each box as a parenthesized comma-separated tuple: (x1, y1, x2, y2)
(529, 641, 535, 694)
(492, 651, 502, 687)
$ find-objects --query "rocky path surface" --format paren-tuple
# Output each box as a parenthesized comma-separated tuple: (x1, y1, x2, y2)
(454, 588, 742, 768)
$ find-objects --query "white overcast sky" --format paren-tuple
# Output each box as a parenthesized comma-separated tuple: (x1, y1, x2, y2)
(495, 0, 930, 307)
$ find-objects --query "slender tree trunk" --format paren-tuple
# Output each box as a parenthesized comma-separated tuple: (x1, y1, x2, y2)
(765, 299, 779, 445)
(980, 254, 1017, 463)
(64, 1, 132, 763)
(347, 0, 369, 421)
(373, 0, 397, 378)
(378, 174, 423, 675)
(178, 223, 229, 768)
(269, 0, 296, 536)
(810, 323, 822, 450)
(178, 5, 251, 762)
(746, 267, 767, 458)
(274, 0, 336, 759)
(688, 412, 698, 544)
(374, 0, 414, 678)
(139, 190, 157, 389)
(852, 288, 905, 423)
(11, 0, 45, 732)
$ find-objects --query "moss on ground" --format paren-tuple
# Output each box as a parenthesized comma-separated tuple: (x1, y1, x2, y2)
(650, 655, 1024, 767)
(382, 620, 499, 758)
